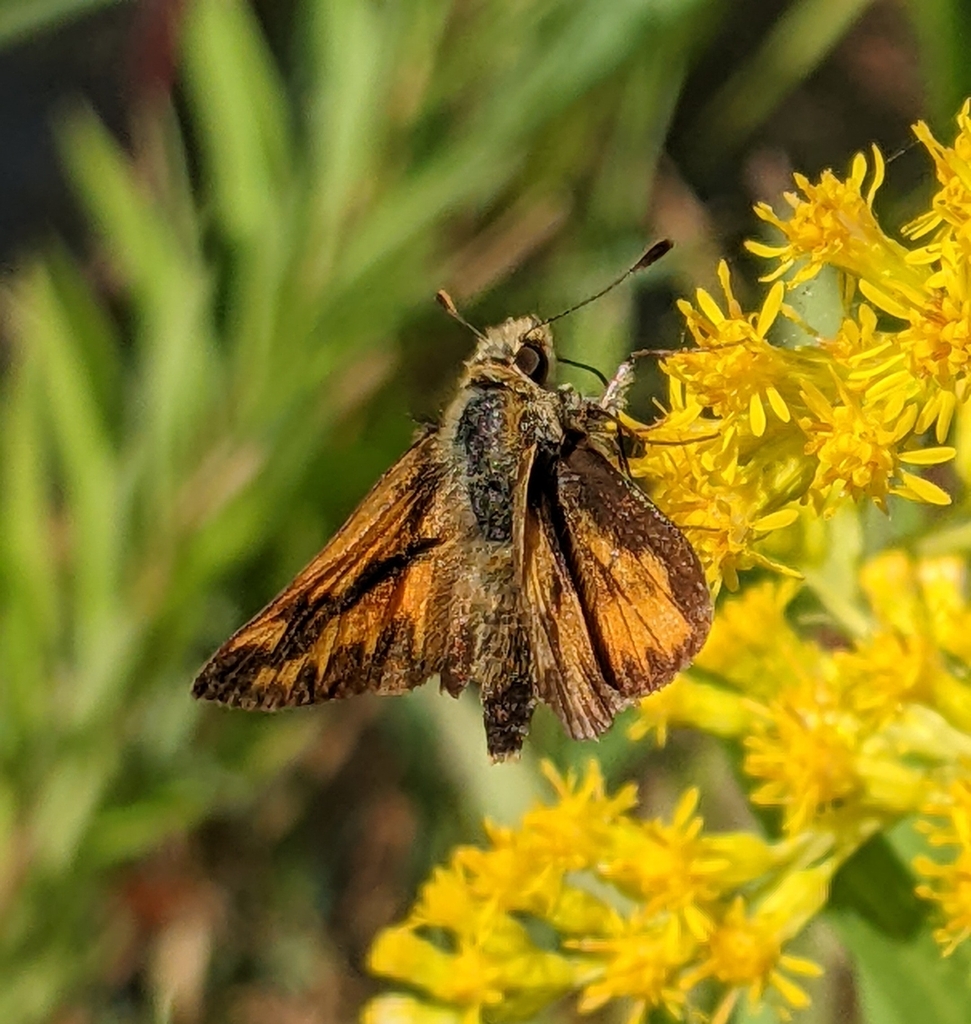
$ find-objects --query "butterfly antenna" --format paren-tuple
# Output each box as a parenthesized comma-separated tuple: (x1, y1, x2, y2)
(628, 337, 748, 360)
(539, 239, 673, 328)
(436, 289, 487, 341)
(886, 136, 919, 165)
(558, 355, 609, 387)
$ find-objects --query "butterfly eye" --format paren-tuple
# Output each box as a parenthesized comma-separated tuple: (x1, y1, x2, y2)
(515, 341, 549, 384)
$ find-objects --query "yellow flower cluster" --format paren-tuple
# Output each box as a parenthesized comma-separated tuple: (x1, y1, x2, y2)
(635, 549, 971, 962)
(630, 107, 971, 591)
(364, 549, 971, 1024)
(364, 762, 828, 1024)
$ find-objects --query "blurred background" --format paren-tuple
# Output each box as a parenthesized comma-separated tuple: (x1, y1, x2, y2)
(0, 0, 967, 1021)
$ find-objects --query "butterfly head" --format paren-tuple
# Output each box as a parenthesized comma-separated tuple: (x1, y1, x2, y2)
(472, 316, 555, 388)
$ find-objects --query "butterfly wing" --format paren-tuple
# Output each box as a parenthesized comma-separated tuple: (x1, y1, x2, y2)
(519, 486, 625, 739)
(192, 430, 457, 709)
(546, 440, 711, 702)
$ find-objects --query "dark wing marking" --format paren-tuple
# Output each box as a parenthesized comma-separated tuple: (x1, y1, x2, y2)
(193, 431, 457, 708)
(519, 482, 624, 740)
(550, 441, 712, 698)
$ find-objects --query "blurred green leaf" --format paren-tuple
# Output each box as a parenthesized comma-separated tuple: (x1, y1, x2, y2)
(21, 265, 130, 721)
(30, 748, 115, 873)
(906, 0, 971, 128)
(829, 835, 924, 940)
(0, 0, 121, 47)
(689, 0, 874, 162)
(830, 911, 971, 1024)
(183, 0, 293, 240)
(0, 336, 56, 744)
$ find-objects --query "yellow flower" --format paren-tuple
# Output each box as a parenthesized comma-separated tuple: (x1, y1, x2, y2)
(857, 551, 971, 737)
(368, 904, 581, 1019)
(700, 832, 807, 890)
(630, 397, 805, 591)
(455, 832, 621, 936)
(600, 789, 725, 940)
(368, 927, 504, 1008)
(904, 100, 971, 247)
(748, 145, 926, 303)
(919, 556, 971, 671)
(573, 916, 694, 1023)
(799, 388, 896, 508)
(630, 675, 752, 746)
(620, 104, 969, 597)
(514, 760, 637, 871)
(744, 678, 865, 834)
(915, 778, 971, 953)
(691, 577, 814, 698)
(669, 262, 790, 434)
(898, 241, 971, 394)
(859, 548, 931, 632)
(685, 868, 828, 1022)
(410, 860, 503, 938)
(362, 995, 466, 1024)
(833, 630, 934, 719)
(798, 379, 951, 509)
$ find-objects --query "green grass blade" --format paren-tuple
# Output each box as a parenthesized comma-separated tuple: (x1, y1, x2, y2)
(182, 0, 293, 240)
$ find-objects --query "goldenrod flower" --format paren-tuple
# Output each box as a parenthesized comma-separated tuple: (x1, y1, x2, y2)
(905, 100, 971, 248)
(363, 995, 467, 1024)
(626, 112, 971, 590)
(600, 789, 724, 939)
(628, 674, 751, 745)
(692, 578, 811, 695)
(368, 927, 504, 1008)
(629, 213, 953, 586)
(516, 759, 638, 870)
(630, 383, 806, 591)
(799, 382, 901, 508)
(833, 630, 933, 718)
(915, 779, 971, 953)
(685, 873, 827, 1022)
(364, 765, 833, 1024)
(745, 680, 864, 835)
(670, 264, 790, 433)
(749, 146, 926, 305)
(573, 916, 693, 1022)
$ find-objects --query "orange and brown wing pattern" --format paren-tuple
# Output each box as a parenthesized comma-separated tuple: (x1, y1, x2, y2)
(550, 442, 712, 699)
(192, 431, 456, 709)
(520, 489, 624, 739)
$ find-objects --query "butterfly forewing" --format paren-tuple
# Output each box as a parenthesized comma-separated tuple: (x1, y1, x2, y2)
(547, 441, 711, 698)
(193, 431, 457, 708)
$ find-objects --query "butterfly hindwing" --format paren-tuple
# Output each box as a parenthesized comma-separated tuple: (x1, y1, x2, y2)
(192, 430, 457, 709)
(548, 440, 711, 699)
